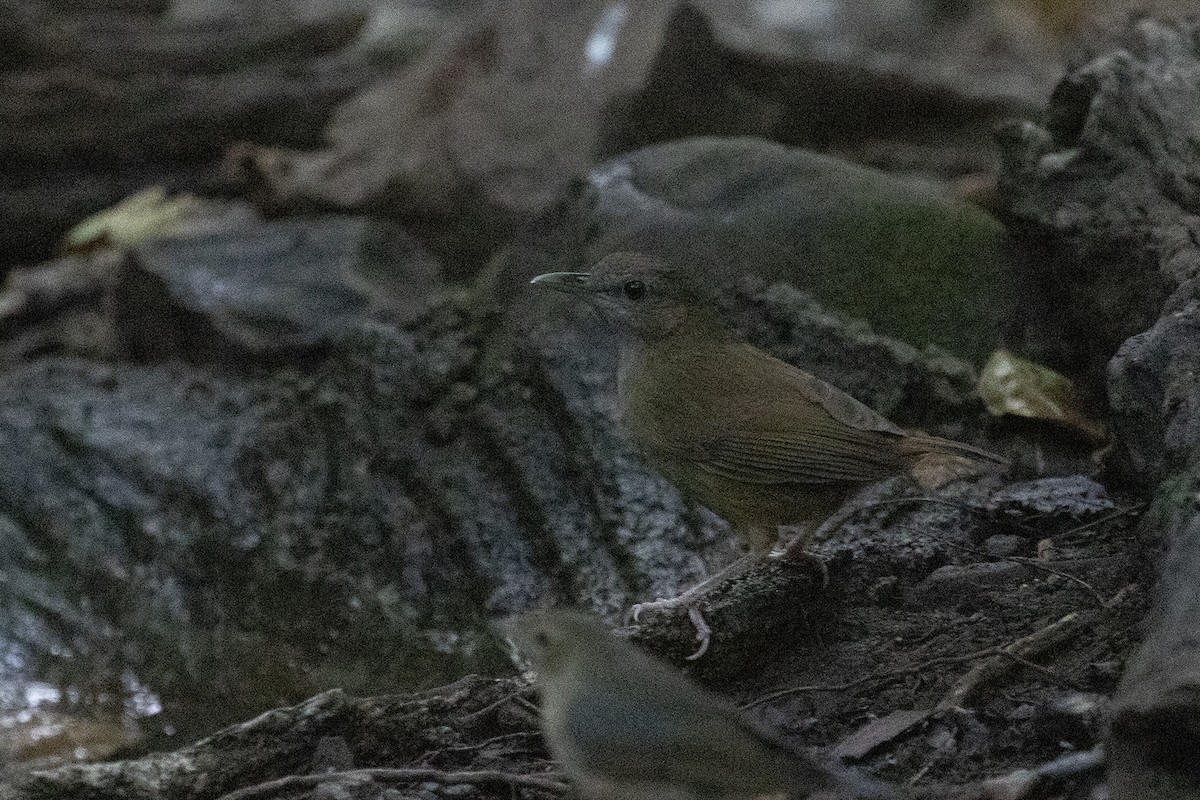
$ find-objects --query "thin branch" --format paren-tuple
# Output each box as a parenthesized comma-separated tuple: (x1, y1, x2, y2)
(414, 732, 540, 765)
(215, 767, 569, 800)
(461, 685, 535, 722)
(936, 612, 1083, 711)
(741, 647, 1006, 709)
(1058, 504, 1144, 538)
(907, 747, 1105, 799)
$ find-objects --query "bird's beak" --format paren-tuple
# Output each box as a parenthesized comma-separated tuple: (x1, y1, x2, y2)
(530, 271, 592, 295)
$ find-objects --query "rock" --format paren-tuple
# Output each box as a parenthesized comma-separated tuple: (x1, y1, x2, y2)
(1107, 296, 1200, 482)
(0, 252, 124, 368)
(115, 217, 443, 362)
(716, 0, 1052, 174)
(0, 6, 391, 271)
(0, 260, 1014, 737)
(984, 476, 1115, 532)
(241, 2, 783, 269)
(0, 353, 513, 745)
(909, 562, 1032, 608)
(996, 17, 1200, 395)
(725, 277, 983, 429)
(983, 535, 1024, 557)
(551, 136, 1016, 360)
(238, 0, 1054, 270)
(993, 16, 1200, 800)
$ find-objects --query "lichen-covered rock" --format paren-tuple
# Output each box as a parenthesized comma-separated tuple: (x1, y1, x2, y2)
(994, 16, 1200, 799)
(996, 17, 1200, 395)
(117, 217, 443, 362)
(0, 245, 1007, 748)
(985, 476, 1114, 529)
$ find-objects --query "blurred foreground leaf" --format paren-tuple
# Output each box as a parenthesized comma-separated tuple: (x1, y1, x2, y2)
(62, 188, 258, 254)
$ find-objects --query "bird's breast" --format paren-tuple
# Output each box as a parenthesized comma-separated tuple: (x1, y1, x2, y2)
(616, 339, 718, 451)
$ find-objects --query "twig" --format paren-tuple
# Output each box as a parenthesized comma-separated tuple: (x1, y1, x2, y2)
(908, 747, 1105, 799)
(936, 612, 1083, 711)
(1102, 582, 1138, 608)
(742, 647, 1007, 709)
(1058, 504, 1144, 538)
(214, 767, 569, 800)
(1004, 558, 1106, 607)
(461, 685, 535, 722)
(414, 732, 540, 765)
(977, 746, 1105, 799)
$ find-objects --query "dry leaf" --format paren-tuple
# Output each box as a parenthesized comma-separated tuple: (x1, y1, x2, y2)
(978, 349, 1106, 440)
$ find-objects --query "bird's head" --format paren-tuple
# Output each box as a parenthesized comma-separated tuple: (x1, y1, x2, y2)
(531, 252, 721, 340)
(505, 609, 613, 677)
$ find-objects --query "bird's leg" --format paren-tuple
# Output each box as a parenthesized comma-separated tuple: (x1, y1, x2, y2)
(628, 551, 759, 660)
(772, 525, 829, 587)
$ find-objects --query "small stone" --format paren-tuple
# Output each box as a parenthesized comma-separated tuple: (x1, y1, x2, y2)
(867, 575, 901, 604)
(910, 562, 1031, 607)
(1011, 704, 1038, 721)
(985, 477, 1115, 528)
(984, 534, 1025, 557)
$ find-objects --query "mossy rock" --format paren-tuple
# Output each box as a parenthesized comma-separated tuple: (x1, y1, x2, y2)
(574, 136, 1011, 361)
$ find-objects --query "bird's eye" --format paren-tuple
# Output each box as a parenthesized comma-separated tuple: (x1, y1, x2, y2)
(622, 280, 646, 300)
(534, 631, 550, 648)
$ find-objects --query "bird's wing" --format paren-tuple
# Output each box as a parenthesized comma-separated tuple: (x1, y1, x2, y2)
(692, 427, 905, 484)
(672, 343, 908, 485)
(740, 344, 905, 436)
(562, 685, 788, 792)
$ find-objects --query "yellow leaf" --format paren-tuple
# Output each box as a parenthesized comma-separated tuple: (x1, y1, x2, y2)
(978, 349, 1106, 440)
(62, 186, 206, 253)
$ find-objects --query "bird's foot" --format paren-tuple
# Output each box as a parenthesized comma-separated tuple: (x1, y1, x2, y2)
(628, 596, 713, 660)
(769, 547, 829, 588)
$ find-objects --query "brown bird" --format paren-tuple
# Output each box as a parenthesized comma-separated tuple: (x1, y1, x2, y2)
(531, 252, 1005, 657)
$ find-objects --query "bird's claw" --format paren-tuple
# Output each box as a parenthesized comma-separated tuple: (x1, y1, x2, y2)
(684, 607, 711, 660)
(625, 596, 712, 660)
(627, 598, 665, 625)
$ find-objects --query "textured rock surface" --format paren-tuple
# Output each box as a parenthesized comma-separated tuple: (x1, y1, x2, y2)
(994, 16, 1200, 800)
(0, 4, 407, 269)
(5, 5, 1199, 799)
(117, 217, 443, 361)
(0, 263, 1004, 746)
(0, 242, 1147, 796)
(996, 17, 1200, 397)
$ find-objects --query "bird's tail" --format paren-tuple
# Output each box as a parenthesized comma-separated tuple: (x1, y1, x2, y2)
(898, 432, 1009, 490)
